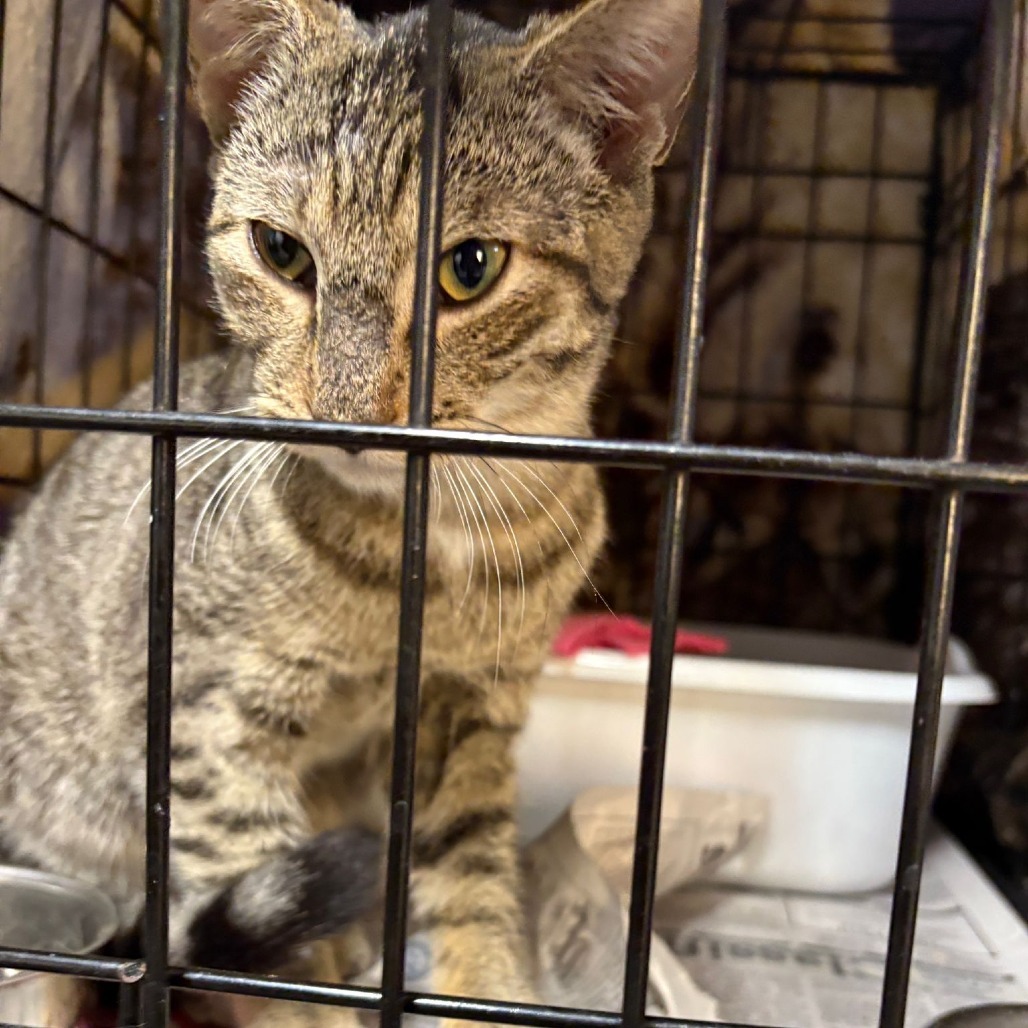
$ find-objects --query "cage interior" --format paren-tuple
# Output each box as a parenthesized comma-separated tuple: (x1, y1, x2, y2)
(1, 0, 1028, 1022)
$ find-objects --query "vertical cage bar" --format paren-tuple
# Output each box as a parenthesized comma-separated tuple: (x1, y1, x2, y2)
(380, 3, 452, 1028)
(119, 0, 156, 393)
(0, 0, 6, 139)
(81, 0, 113, 408)
(878, 3, 1014, 1026)
(141, 0, 187, 1022)
(621, 3, 726, 1024)
(31, 0, 64, 477)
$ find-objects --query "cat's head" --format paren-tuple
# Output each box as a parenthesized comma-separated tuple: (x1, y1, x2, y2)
(190, 0, 700, 497)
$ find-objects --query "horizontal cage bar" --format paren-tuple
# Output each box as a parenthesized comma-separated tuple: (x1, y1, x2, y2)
(1, 404, 1027, 492)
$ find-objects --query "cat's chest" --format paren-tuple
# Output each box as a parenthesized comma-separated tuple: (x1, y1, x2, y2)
(252, 549, 516, 678)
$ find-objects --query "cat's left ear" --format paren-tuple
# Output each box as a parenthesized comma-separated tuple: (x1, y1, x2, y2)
(522, 0, 703, 178)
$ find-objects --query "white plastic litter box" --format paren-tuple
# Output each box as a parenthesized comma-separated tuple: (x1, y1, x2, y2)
(515, 624, 997, 894)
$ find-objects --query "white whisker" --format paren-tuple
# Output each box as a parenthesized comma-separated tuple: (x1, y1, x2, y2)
(442, 463, 476, 610)
(514, 460, 585, 541)
(214, 405, 257, 416)
(228, 444, 283, 554)
(454, 460, 500, 663)
(267, 450, 293, 501)
(208, 442, 276, 560)
(493, 461, 615, 617)
(450, 461, 489, 628)
(429, 464, 443, 526)
(176, 440, 247, 505)
(467, 458, 526, 658)
(481, 458, 531, 522)
(124, 436, 235, 525)
(191, 443, 264, 564)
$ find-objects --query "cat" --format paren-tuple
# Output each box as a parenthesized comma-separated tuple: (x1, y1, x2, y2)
(0, 0, 701, 1025)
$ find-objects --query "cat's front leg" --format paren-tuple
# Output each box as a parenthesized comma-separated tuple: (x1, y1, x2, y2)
(166, 721, 378, 1028)
(409, 710, 535, 1023)
(223, 942, 357, 1028)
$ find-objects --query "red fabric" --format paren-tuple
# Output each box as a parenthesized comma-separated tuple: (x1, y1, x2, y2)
(551, 614, 728, 658)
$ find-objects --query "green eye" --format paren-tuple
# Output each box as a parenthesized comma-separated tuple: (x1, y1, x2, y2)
(252, 222, 316, 288)
(439, 239, 509, 304)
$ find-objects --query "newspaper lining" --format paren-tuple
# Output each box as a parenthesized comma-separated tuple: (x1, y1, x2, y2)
(355, 786, 768, 1026)
(654, 828, 1028, 1028)
(354, 793, 1027, 1028)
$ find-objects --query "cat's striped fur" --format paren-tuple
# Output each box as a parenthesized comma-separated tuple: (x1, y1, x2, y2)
(0, 1, 699, 1024)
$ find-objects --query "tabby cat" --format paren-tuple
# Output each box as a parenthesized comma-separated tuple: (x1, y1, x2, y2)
(0, 0, 700, 1024)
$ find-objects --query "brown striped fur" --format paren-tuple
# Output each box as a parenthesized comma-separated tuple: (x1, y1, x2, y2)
(0, 1, 700, 1025)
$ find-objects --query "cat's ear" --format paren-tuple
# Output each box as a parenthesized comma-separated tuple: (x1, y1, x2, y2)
(188, 0, 359, 141)
(522, 0, 703, 178)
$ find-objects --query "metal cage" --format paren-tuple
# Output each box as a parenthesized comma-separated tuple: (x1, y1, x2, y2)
(0, 0, 1026, 1026)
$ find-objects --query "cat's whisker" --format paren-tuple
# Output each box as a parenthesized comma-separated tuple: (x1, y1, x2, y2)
(124, 436, 234, 525)
(492, 461, 616, 618)
(479, 458, 546, 579)
(480, 458, 531, 522)
(176, 439, 247, 506)
(124, 482, 154, 527)
(283, 451, 301, 492)
(463, 415, 514, 436)
(191, 443, 264, 565)
(441, 463, 476, 611)
(178, 436, 226, 462)
(208, 441, 276, 560)
(463, 416, 566, 479)
(447, 462, 482, 610)
(228, 444, 283, 554)
(201, 446, 259, 561)
(466, 458, 526, 660)
(267, 450, 294, 501)
(429, 463, 444, 526)
(213, 405, 258, 416)
(455, 460, 502, 676)
(513, 459, 585, 542)
(451, 462, 492, 635)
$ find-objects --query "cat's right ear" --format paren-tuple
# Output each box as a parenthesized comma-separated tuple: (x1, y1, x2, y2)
(188, 0, 360, 142)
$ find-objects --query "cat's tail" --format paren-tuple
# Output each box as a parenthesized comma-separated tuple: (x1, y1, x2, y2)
(185, 827, 382, 972)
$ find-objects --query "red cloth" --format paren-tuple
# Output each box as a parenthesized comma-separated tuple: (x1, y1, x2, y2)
(551, 614, 728, 658)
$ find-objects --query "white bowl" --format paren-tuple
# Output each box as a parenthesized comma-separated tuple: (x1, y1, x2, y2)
(516, 624, 997, 894)
(0, 865, 118, 1027)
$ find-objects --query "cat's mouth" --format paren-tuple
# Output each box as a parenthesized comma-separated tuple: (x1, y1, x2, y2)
(293, 442, 406, 498)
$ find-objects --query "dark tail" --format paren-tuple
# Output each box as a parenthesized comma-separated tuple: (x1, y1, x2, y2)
(186, 827, 381, 972)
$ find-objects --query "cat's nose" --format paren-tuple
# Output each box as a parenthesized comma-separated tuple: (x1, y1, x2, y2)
(313, 306, 392, 426)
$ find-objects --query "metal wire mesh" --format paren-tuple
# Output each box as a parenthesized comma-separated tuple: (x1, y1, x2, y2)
(0, 1, 1025, 1027)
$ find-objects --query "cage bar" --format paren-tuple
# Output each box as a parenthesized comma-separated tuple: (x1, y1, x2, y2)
(878, 2, 1017, 1026)
(379, 2, 453, 1028)
(79, 0, 113, 408)
(621, 2, 726, 1024)
(140, 0, 188, 1022)
(29, 0, 64, 478)
(7, 403, 1028, 493)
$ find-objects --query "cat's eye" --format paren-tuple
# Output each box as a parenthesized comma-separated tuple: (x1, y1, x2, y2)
(439, 239, 509, 304)
(251, 222, 316, 288)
